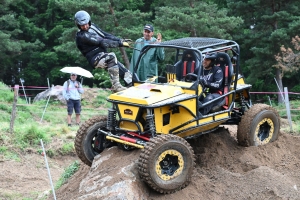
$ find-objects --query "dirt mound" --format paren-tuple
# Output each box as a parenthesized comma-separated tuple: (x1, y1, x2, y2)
(0, 154, 76, 199)
(52, 127, 300, 199)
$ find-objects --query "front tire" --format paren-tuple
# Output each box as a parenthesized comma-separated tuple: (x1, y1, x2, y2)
(138, 134, 195, 194)
(237, 104, 280, 147)
(75, 116, 110, 166)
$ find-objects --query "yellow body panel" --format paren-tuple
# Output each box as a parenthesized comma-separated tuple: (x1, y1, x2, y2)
(177, 120, 227, 138)
(109, 83, 186, 105)
(154, 98, 197, 134)
(237, 77, 245, 84)
(215, 112, 230, 120)
(169, 79, 193, 87)
(119, 121, 144, 132)
(175, 121, 198, 133)
(117, 104, 140, 120)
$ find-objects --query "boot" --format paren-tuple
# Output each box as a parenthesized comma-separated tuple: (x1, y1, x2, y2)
(108, 65, 127, 93)
(123, 71, 132, 86)
(117, 62, 132, 86)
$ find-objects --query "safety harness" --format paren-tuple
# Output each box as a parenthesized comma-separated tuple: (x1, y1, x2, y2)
(223, 65, 229, 109)
(183, 60, 195, 76)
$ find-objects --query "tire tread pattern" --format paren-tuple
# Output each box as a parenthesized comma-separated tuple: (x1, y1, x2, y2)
(237, 103, 280, 147)
(138, 134, 196, 194)
(75, 115, 107, 166)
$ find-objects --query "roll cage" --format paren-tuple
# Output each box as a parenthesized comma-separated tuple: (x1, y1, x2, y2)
(132, 37, 240, 100)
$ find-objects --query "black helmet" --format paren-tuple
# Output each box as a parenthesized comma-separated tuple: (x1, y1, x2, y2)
(204, 52, 217, 66)
(204, 52, 217, 60)
(74, 10, 91, 28)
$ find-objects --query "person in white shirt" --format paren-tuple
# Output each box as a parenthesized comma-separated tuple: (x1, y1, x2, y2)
(62, 73, 84, 126)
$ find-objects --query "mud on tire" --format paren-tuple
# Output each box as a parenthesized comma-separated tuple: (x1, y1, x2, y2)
(75, 116, 109, 166)
(138, 134, 195, 194)
(237, 103, 280, 147)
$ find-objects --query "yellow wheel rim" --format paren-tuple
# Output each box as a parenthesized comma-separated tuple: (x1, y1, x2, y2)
(254, 118, 274, 145)
(155, 149, 184, 180)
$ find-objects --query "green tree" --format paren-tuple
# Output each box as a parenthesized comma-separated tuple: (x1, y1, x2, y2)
(154, 1, 243, 39)
(227, 0, 300, 103)
(3, 0, 77, 88)
(0, 0, 23, 85)
(1, 0, 266, 92)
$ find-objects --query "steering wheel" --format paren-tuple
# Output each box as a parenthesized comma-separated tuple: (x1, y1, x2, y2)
(184, 73, 206, 90)
(184, 73, 198, 82)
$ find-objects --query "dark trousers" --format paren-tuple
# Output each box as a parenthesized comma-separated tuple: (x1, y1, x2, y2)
(67, 99, 81, 115)
(199, 93, 224, 115)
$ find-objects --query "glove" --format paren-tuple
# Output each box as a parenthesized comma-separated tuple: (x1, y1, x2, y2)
(100, 39, 120, 48)
(122, 38, 132, 43)
(122, 42, 130, 47)
(157, 33, 162, 42)
(200, 77, 208, 86)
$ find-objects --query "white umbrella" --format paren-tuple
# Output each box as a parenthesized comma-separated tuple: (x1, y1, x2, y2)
(60, 66, 94, 78)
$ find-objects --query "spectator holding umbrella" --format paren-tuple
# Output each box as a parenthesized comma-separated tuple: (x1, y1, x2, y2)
(62, 73, 84, 126)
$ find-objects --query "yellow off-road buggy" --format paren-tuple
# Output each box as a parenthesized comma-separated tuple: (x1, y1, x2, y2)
(75, 37, 280, 193)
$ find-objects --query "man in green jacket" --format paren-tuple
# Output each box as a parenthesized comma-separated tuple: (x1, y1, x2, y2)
(129, 24, 165, 81)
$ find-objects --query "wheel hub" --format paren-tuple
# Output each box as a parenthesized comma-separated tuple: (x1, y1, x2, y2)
(155, 150, 184, 180)
(255, 118, 274, 144)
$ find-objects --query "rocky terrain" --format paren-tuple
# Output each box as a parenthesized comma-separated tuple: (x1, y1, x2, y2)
(1, 119, 300, 200)
(51, 123, 300, 200)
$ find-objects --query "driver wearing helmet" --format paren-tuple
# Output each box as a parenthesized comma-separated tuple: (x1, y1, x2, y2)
(198, 52, 224, 115)
(74, 10, 132, 92)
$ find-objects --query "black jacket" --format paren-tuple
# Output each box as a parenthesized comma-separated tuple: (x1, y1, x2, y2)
(75, 23, 123, 65)
(200, 65, 224, 94)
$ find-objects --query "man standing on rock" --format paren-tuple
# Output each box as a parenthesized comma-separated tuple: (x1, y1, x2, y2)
(62, 73, 84, 126)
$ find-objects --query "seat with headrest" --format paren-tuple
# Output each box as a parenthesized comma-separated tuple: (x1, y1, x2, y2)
(215, 52, 234, 108)
(174, 49, 200, 81)
(216, 52, 233, 82)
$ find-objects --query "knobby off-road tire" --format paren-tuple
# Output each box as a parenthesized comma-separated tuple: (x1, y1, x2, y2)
(138, 134, 195, 194)
(75, 116, 109, 166)
(237, 103, 280, 147)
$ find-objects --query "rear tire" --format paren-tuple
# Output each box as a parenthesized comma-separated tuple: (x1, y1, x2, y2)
(75, 116, 110, 166)
(237, 104, 280, 147)
(138, 134, 195, 194)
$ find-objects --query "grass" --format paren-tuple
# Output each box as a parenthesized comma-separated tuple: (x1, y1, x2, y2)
(60, 142, 75, 155)
(55, 161, 80, 189)
(0, 81, 112, 198)
(0, 147, 21, 161)
(272, 100, 300, 135)
(0, 82, 111, 199)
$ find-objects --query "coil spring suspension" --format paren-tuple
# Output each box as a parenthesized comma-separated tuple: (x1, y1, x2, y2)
(145, 114, 156, 137)
(239, 93, 246, 114)
(107, 108, 117, 131)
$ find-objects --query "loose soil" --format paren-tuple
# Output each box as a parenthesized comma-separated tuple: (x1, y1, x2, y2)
(1, 120, 300, 200)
